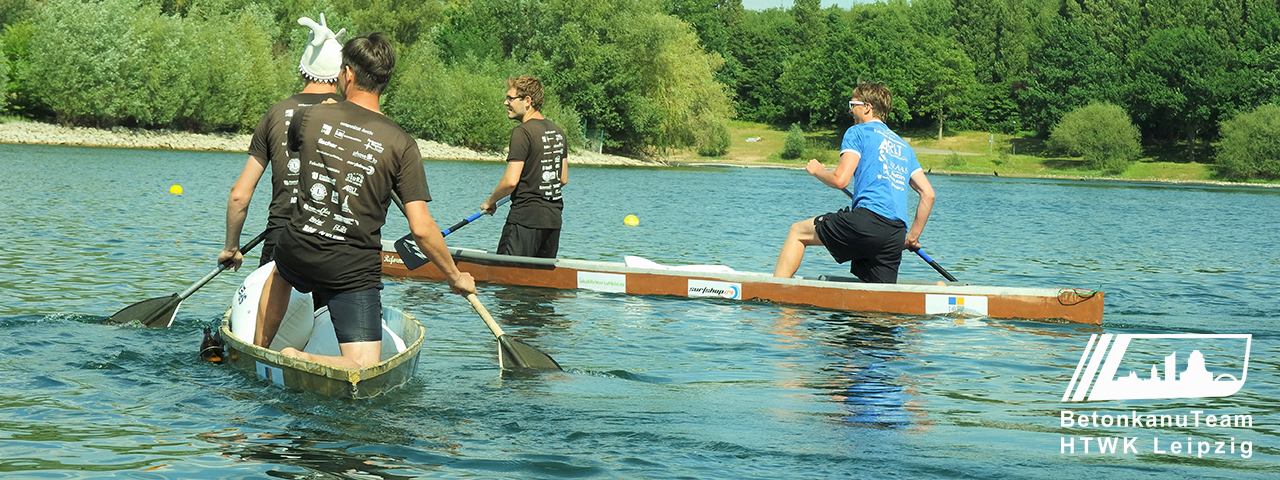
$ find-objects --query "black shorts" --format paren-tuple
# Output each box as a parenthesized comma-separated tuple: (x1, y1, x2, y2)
(258, 226, 282, 267)
(814, 207, 906, 283)
(497, 222, 560, 258)
(275, 261, 384, 343)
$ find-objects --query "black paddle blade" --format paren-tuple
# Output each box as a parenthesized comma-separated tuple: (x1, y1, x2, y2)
(393, 233, 430, 270)
(106, 293, 181, 328)
(497, 335, 562, 370)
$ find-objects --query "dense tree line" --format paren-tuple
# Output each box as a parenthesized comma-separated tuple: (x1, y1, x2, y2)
(1, 0, 1278, 176)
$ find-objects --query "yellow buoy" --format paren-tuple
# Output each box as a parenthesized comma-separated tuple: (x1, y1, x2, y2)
(169, 184, 183, 195)
(623, 214, 639, 226)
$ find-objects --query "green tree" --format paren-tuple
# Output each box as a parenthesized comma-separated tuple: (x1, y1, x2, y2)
(913, 37, 977, 140)
(1126, 27, 1233, 147)
(1215, 104, 1280, 180)
(782, 123, 804, 159)
(1020, 17, 1125, 135)
(1048, 102, 1142, 173)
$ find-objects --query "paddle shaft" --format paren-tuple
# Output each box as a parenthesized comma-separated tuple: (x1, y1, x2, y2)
(180, 229, 269, 299)
(839, 188, 956, 282)
(391, 193, 509, 239)
(466, 293, 507, 338)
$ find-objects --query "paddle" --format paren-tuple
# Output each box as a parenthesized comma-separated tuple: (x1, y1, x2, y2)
(839, 188, 957, 282)
(391, 196, 510, 270)
(466, 293, 562, 370)
(107, 229, 269, 328)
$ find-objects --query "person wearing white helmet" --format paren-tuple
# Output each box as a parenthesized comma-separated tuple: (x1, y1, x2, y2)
(219, 14, 347, 271)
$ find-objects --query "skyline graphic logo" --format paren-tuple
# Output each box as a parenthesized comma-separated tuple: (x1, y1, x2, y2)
(1062, 334, 1251, 402)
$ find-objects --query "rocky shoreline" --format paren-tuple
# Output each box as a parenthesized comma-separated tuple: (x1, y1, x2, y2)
(0, 119, 657, 166)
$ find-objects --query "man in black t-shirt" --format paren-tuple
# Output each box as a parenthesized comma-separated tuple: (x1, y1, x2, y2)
(255, 33, 476, 369)
(220, 15, 347, 270)
(481, 75, 568, 258)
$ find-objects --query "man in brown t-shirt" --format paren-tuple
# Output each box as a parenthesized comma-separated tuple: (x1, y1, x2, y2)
(220, 15, 345, 270)
(256, 33, 476, 369)
(481, 75, 568, 258)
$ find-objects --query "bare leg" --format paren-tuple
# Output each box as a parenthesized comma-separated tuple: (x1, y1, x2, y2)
(774, 217, 823, 278)
(280, 341, 382, 369)
(254, 267, 293, 348)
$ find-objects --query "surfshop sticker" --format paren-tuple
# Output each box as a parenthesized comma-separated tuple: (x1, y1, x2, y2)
(688, 280, 742, 300)
(925, 294, 988, 316)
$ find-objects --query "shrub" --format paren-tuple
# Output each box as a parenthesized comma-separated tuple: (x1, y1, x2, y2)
(696, 120, 730, 157)
(0, 35, 7, 112)
(1048, 102, 1141, 173)
(386, 44, 584, 152)
(1215, 104, 1280, 180)
(782, 123, 804, 159)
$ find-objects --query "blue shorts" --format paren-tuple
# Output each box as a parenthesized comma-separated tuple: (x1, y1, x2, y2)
(275, 262, 383, 343)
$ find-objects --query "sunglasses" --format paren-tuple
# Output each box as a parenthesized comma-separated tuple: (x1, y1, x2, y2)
(506, 95, 527, 102)
(849, 100, 869, 109)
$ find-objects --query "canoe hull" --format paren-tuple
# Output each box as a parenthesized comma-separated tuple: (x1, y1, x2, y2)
(218, 307, 424, 399)
(381, 245, 1105, 325)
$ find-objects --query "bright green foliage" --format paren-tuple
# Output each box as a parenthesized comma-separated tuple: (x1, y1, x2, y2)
(913, 36, 977, 140)
(386, 43, 583, 152)
(0, 22, 34, 115)
(782, 123, 804, 159)
(0, 35, 7, 111)
(1048, 103, 1142, 173)
(24, 0, 292, 131)
(696, 119, 730, 157)
(1215, 104, 1280, 180)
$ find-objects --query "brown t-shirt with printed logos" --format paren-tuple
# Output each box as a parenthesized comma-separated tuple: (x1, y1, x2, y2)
(247, 92, 343, 231)
(275, 101, 431, 292)
(505, 118, 565, 229)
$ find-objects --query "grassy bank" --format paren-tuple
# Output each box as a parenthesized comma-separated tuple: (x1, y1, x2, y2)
(669, 121, 1271, 185)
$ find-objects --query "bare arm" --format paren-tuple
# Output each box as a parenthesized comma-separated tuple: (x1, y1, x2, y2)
(905, 170, 935, 250)
(560, 155, 568, 186)
(807, 151, 859, 190)
(404, 200, 477, 295)
(482, 161, 523, 214)
(219, 156, 267, 271)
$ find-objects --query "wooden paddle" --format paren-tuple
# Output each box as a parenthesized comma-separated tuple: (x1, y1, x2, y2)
(839, 188, 957, 282)
(467, 293, 562, 370)
(391, 195, 509, 270)
(107, 229, 269, 327)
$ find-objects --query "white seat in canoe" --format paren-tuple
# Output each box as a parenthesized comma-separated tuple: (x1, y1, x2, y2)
(624, 255, 735, 273)
(230, 263, 407, 362)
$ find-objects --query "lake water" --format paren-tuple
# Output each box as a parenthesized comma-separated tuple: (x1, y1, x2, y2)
(1, 142, 1277, 478)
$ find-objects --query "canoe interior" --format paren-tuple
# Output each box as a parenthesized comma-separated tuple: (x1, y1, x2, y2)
(218, 307, 425, 399)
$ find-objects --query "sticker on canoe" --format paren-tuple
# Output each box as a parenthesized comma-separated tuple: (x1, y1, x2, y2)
(688, 279, 742, 300)
(578, 271, 626, 293)
(256, 362, 285, 386)
(925, 294, 988, 316)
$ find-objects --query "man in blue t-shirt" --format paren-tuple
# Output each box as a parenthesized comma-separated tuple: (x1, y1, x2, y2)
(773, 82, 936, 283)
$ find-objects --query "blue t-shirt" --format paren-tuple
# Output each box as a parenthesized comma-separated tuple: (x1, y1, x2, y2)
(840, 120, 922, 224)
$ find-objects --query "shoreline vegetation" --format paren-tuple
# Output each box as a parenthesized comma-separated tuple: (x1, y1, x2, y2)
(2, 117, 1275, 189)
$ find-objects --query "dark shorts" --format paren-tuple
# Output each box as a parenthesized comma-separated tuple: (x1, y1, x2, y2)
(275, 261, 383, 344)
(258, 227, 282, 267)
(497, 222, 560, 258)
(814, 207, 906, 283)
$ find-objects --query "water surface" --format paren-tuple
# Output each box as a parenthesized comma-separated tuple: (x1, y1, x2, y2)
(1, 143, 1277, 478)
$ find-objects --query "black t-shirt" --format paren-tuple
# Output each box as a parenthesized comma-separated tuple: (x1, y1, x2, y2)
(247, 92, 344, 231)
(506, 118, 565, 229)
(275, 101, 431, 291)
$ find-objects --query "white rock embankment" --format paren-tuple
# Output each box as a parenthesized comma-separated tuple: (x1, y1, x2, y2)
(0, 119, 655, 166)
